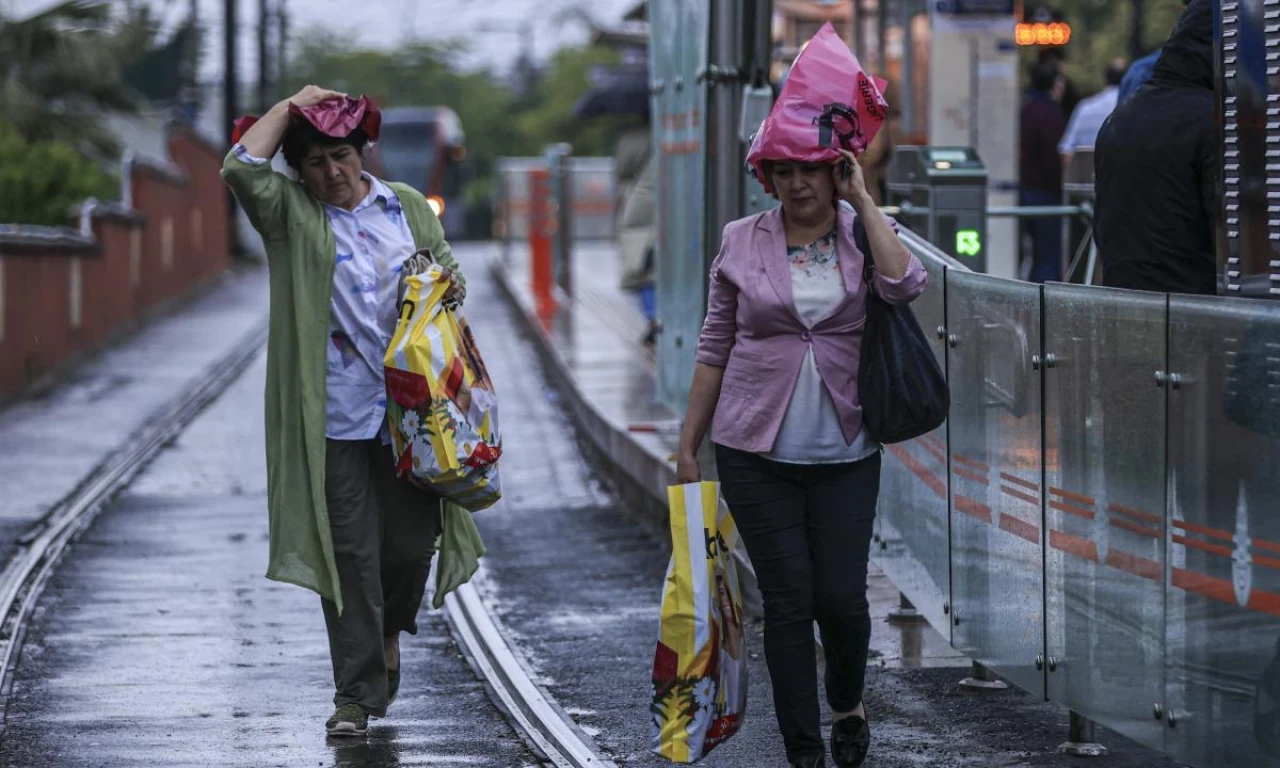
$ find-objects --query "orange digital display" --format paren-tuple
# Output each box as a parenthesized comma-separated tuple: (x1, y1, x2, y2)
(1016, 22, 1072, 46)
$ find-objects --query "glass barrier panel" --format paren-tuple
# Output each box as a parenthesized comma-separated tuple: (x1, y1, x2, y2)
(946, 270, 1046, 697)
(1165, 295, 1280, 767)
(875, 255, 951, 634)
(1043, 284, 1167, 752)
(651, 0, 710, 413)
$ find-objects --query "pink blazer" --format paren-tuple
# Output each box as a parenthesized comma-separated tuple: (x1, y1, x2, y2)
(695, 204, 927, 454)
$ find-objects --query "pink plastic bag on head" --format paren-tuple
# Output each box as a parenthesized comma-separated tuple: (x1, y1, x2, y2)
(231, 95, 382, 145)
(747, 23, 889, 194)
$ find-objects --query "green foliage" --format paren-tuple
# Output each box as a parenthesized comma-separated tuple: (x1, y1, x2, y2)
(284, 34, 644, 226)
(0, 121, 117, 226)
(0, 0, 158, 155)
(1022, 0, 1190, 94)
(514, 45, 644, 158)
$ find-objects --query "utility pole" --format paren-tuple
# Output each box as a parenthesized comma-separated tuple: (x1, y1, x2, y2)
(224, 0, 240, 256)
(852, 0, 867, 59)
(224, 0, 239, 146)
(258, 0, 271, 112)
(1129, 0, 1146, 60)
(277, 0, 289, 95)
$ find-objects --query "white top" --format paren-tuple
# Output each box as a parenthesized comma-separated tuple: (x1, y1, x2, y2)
(1059, 86, 1120, 154)
(234, 144, 418, 440)
(766, 230, 879, 465)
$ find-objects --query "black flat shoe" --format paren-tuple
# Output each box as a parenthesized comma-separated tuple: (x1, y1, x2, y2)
(790, 756, 825, 768)
(831, 714, 871, 768)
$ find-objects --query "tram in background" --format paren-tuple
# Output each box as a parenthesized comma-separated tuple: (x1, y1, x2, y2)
(368, 106, 468, 236)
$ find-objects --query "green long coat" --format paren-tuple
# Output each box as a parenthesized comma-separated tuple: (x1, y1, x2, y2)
(221, 149, 484, 615)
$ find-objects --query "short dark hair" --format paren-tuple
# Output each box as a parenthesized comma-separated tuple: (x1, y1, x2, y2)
(1030, 60, 1059, 92)
(281, 119, 369, 170)
(1105, 59, 1128, 86)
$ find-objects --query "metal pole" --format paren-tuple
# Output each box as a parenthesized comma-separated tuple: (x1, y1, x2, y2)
(257, 0, 270, 112)
(224, 0, 239, 146)
(968, 36, 980, 151)
(901, 0, 915, 136)
(224, 0, 240, 253)
(853, 0, 867, 57)
(1129, 0, 1146, 61)
(878, 0, 890, 74)
(276, 0, 288, 95)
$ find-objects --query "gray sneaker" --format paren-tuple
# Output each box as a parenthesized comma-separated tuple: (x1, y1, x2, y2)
(326, 703, 368, 737)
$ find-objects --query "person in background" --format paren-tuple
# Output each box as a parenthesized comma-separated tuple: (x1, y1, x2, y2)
(675, 146, 926, 768)
(1117, 0, 1194, 104)
(1058, 59, 1127, 162)
(221, 85, 469, 738)
(618, 156, 659, 344)
(1020, 60, 1068, 283)
(1039, 48, 1081, 120)
(1094, 0, 1218, 294)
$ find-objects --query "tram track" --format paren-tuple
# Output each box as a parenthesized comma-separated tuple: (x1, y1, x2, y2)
(0, 314, 614, 768)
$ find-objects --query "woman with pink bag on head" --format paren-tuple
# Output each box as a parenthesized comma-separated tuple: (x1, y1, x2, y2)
(674, 25, 927, 768)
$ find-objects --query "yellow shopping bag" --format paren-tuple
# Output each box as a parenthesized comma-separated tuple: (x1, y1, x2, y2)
(384, 264, 502, 512)
(649, 482, 748, 763)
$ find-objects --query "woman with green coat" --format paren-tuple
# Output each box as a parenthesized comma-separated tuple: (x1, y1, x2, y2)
(222, 85, 483, 737)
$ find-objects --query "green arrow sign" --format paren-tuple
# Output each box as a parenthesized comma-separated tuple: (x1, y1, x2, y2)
(956, 229, 982, 257)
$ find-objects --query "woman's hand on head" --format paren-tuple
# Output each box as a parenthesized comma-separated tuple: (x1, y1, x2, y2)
(286, 85, 347, 109)
(833, 148, 873, 210)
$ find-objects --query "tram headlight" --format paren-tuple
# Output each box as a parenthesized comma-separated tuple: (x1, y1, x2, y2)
(427, 195, 446, 217)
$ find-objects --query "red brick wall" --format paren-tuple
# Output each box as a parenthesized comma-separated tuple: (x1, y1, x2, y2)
(0, 128, 232, 400)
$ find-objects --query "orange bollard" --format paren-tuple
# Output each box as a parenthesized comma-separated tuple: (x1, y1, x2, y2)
(528, 168, 556, 320)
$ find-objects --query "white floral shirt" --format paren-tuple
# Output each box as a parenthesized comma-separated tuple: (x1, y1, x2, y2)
(767, 229, 878, 464)
(233, 144, 418, 440)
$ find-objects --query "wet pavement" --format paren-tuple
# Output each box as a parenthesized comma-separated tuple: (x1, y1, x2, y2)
(0, 245, 1189, 767)
(480, 241, 1187, 768)
(2, 351, 543, 767)
(0, 268, 268, 567)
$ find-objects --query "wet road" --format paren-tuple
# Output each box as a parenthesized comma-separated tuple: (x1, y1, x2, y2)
(0, 251, 1186, 767)
(1, 351, 543, 768)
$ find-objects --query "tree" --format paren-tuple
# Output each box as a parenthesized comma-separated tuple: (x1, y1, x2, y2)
(0, 120, 116, 226)
(514, 44, 645, 159)
(0, 0, 156, 156)
(284, 36, 518, 205)
(283, 34, 642, 234)
(1022, 0, 1188, 94)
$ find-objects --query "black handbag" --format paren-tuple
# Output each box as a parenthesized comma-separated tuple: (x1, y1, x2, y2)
(855, 218, 950, 444)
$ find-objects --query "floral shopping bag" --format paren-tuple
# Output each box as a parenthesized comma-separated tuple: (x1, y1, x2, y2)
(650, 482, 748, 763)
(384, 264, 502, 512)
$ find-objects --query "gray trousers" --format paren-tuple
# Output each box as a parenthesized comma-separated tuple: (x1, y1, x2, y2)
(322, 438, 442, 717)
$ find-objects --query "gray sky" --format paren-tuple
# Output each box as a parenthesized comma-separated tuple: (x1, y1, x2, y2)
(5, 0, 642, 79)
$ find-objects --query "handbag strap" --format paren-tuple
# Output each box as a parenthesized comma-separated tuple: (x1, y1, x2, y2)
(853, 215, 879, 298)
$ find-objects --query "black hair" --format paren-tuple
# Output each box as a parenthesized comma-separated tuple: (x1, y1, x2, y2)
(281, 119, 369, 170)
(1105, 60, 1128, 86)
(1030, 60, 1059, 92)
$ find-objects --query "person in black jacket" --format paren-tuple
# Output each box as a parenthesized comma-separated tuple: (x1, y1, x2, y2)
(1094, 0, 1219, 294)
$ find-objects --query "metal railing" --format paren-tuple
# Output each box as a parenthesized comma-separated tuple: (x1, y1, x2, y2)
(879, 227, 1280, 767)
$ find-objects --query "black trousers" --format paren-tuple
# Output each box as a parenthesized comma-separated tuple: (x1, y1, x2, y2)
(322, 438, 443, 718)
(715, 445, 881, 764)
